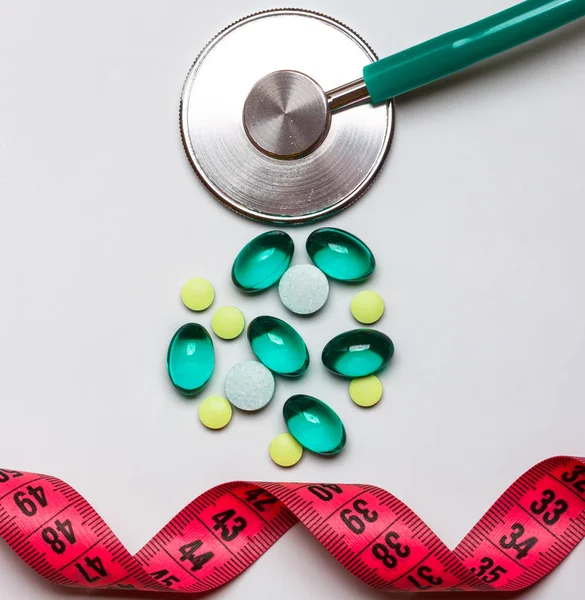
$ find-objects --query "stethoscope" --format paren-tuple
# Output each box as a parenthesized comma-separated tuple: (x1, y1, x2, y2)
(180, 0, 585, 224)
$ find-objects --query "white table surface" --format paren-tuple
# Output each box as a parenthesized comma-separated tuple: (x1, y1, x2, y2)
(1, 1, 584, 598)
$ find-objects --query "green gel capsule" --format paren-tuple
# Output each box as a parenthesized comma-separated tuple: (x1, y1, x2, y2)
(306, 227, 375, 283)
(322, 329, 394, 378)
(247, 316, 309, 378)
(283, 395, 346, 456)
(167, 323, 214, 395)
(232, 230, 294, 293)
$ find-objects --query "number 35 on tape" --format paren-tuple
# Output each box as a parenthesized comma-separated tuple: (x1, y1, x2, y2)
(0, 456, 584, 593)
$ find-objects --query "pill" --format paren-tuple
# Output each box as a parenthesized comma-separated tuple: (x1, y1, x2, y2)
(349, 375, 383, 407)
(307, 227, 375, 282)
(167, 323, 214, 395)
(225, 361, 275, 411)
(269, 433, 303, 467)
(199, 395, 232, 429)
(351, 290, 384, 324)
(181, 277, 215, 311)
(212, 306, 245, 340)
(279, 264, 329, 315)
(284, 394, 346, 455)
(247, 315, 309, 377)
(232, 231, 294, 293)
(322, 329, 393, 378)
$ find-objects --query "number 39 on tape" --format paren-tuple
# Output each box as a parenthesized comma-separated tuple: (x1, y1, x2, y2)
(0, 456, 584, 593)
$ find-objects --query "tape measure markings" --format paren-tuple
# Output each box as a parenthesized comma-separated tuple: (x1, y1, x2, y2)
(0, 456, 585, 593)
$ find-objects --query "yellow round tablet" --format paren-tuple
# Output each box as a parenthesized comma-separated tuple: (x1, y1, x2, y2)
(349, 375, 383, 408)
(199, 396, 232, 430)
(351, 290, 385, 324)
(211, 306, 245, 340)
(181, 277, 214, 311)
(269, 433, 303, 467)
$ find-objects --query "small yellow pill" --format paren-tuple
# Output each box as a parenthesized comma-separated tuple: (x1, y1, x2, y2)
(181, 277, 215, 311)
(199, 396, 232, 430)
(349, 375, 383, 408)
(351, 290, 384, 324)
(211, 306, 245, 340)
(269, 433, 303, 467)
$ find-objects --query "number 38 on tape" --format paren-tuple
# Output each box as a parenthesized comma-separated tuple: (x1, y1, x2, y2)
(0, 456, 584, 593)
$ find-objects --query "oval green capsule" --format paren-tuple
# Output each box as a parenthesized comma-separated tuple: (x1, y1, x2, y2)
(322, 329, 394, 378)
(232, 230, 294, 293)
(167, 323, 214, 395)
(283, 395, 346, 456)
(306, 227, 375, 282)
(247, 316, 309, 378)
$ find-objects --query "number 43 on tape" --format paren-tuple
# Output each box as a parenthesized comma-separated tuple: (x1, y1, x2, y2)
(0, 456, 584, 593)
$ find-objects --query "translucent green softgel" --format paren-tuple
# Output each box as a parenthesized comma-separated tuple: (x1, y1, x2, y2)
(232, 230, 294, 293)
(167, 323, 214, 395)
(322, 329, 394, 378)
(306, 228, 375, 283)
(248, 316, 309, 378)
(283, 394, 346, 456)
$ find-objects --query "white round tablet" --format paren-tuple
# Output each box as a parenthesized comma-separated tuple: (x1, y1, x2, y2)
(278, 264, 329, 315)
(224, 361, 275, 411)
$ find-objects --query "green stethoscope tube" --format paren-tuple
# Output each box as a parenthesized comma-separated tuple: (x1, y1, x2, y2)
(363, 0, 585, 103)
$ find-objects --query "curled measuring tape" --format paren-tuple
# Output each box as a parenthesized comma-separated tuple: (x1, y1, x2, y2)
(1, 456, 584, 593)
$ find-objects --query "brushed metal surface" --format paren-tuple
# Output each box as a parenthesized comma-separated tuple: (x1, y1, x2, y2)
(243, 70, 330, 159)
(180, 9, 394, 224)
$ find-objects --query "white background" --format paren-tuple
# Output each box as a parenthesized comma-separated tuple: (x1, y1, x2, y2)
(1, 0, 584, 598)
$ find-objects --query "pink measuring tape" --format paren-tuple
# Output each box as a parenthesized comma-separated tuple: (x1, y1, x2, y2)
(0, 455, 584, 592)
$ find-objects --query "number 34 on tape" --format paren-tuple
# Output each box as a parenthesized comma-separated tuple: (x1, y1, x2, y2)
(0, 456, 584, 593)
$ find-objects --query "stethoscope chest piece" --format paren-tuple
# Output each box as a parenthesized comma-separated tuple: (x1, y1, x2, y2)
(180, 9, 393, 225)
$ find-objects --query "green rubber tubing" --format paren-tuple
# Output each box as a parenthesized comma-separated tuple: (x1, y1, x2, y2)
(363, 0, 585, 103)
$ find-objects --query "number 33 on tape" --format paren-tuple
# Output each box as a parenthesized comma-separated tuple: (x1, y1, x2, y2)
(0, 457, 584, 593)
